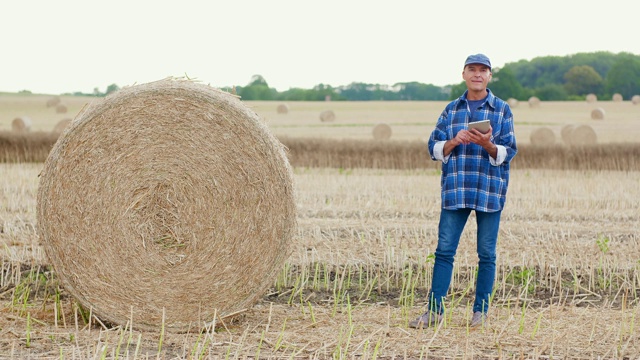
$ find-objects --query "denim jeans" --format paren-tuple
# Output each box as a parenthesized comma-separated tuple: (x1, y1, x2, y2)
(427, 208, 502, 314)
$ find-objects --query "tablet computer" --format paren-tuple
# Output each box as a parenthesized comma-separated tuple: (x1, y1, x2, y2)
(468, 120, 490, 133)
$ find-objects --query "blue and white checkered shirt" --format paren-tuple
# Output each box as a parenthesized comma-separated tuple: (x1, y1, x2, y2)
(427, 89, 517, 212)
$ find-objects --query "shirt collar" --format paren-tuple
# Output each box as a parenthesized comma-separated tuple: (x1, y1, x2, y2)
(459, 89, 496, 109)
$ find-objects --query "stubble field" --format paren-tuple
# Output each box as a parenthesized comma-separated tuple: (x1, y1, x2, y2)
(1, 94, 640, 359)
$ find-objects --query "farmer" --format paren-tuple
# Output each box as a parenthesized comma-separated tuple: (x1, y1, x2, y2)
(409, 54, 517, 328)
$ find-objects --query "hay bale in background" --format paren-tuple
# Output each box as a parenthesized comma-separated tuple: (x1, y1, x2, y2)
(319, 110, 336, 122)
(586, 93, 597, 103)
(52, 118, 72, 135)
(37, 78, 296, 332)
(55, 104, 68, 114)
(372, 123, 392, 140)
(560, 124, 575, 145)
(507, 98, 518, 108)
(590, 108, 605, 120)
(46, 96, 61, 108)
(632, 95, 640, 105)
(612, 93, 623, 102)
(276, 103, 289, 114)
(570, 124, 597, 145)
(12, 116, 32, 132)
(530, 127, 555, 146)
(528, 96, 540, 107)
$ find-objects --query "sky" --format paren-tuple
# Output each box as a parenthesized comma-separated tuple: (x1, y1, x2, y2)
(2, 0, 639, 95)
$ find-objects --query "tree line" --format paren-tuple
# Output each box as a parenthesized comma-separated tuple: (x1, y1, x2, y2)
(61, 51, 640, 101)
(233, 51, 640, 101)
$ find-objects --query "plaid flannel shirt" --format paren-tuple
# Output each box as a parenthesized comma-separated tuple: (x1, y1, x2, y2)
(428, 89, 517, 212)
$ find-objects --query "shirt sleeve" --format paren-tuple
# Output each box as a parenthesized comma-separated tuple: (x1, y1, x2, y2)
(433, 141, 451, 163)
(489, 144, 507, 166)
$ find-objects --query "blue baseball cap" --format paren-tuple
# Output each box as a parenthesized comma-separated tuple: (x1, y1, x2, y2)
(464, 54, 491, 70)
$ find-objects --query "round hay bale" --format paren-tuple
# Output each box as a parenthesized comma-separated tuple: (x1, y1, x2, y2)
(319, 110, 336, 122)
(585, 93, 597, 103)
(590, 108, 605, 120)
(570, 124, 597, 145)
(528, 96, 540, 107)
(529, 127, 555, 146)
(46, 96, 61, 108)
(560, 124, 575, 145)
(507, 98, 518, 108)
(612, 93, 623, 102)
(12, 116, 32, 132)
(631, 95, 640, 105)
(37, 79, 296, 332)
(372, 123, 392, 140)
(52, 118, 72, 134)
(276, 103, 289, 114)
(55, 104, 68, 114)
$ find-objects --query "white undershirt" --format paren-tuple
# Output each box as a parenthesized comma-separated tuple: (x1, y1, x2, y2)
(433, 141, 507, 166)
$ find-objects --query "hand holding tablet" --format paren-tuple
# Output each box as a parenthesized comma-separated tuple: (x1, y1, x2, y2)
(468, 120, 491, 133)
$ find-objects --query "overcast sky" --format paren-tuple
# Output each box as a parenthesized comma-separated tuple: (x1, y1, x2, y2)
(2, 0, 638, 95)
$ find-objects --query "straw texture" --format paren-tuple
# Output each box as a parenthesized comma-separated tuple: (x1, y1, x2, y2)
(37, 78, 296, 332)
(632, 95, 640, 105)
(372, 123, 392, 140)
(585, 93, 597, 103)
(612, 93, 623, 102)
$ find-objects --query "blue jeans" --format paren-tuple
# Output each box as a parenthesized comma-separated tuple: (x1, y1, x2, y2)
(427, 208, 502, 314)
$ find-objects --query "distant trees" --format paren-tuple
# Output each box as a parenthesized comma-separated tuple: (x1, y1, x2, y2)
(563, 65, 604, 97)
(59, 52, 640, 101)
(604, 55, 640, 99)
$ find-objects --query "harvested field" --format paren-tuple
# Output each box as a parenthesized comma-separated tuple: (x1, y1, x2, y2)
(2, 164, 640, 358)
(1, 96, 640, 358)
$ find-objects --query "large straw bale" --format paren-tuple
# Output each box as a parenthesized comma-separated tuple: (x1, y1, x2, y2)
(528, 96, 540, 107)
(590, 108, 605, 120)
(632, 95, 640, 105)
(529, 127, 555, 146)
(319, 110, 336, 122)
(585, 93, 597, 103)
(570, 124, 597, 145)
(276, 103, 289, 114)
(46, 96, 61, 108)
(372, 123, 392, 140)
(12, 116, 32, 132)
(52, 118, 72, 135)
(507, 98, 518, 108)
(612, 93, 623, 102)
(560, 124, 575, 145)
(37, 78, 296, 332)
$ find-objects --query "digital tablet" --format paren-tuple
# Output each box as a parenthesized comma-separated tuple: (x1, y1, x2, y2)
(468, 120, 490, 133)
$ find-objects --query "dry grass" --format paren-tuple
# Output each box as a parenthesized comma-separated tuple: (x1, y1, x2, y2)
(3, 132, 640, 170)
(2, 164, 640, 358)
(0, 131, 58, 162)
